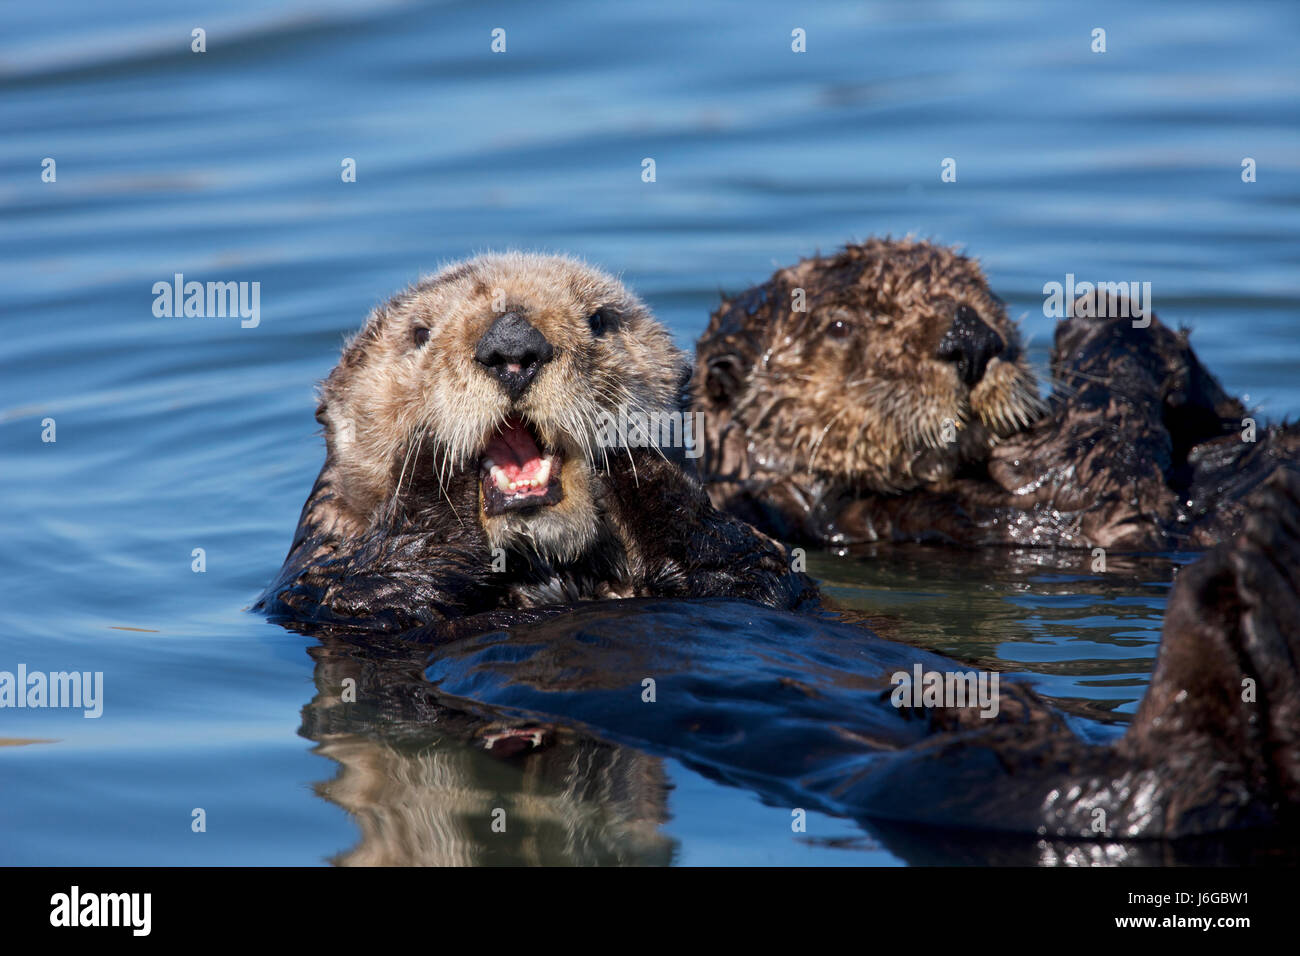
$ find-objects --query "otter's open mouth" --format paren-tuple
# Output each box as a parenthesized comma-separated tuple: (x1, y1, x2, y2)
(480, 416, 564, 516)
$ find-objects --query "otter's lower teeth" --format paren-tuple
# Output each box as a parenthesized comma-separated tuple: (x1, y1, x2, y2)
(487, 457, 555, 494)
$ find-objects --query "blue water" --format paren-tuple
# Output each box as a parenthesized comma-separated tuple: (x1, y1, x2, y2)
(1, 0, 1297, 865)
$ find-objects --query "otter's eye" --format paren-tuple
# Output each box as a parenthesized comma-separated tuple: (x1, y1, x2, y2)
(827, 319, 852, 340)
(413, 326, 431, 347)
(588, 308, 612, 337)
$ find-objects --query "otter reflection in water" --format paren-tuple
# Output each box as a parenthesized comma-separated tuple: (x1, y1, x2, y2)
(302, 631, 676, 866)
(694, 238, 1300, 549)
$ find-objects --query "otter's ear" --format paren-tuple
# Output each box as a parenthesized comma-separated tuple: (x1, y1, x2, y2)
(697, 316, 746, 407)
(702, 353, 744, 406)
(697, 286, 771, 408)
(314, 400, 329, 427)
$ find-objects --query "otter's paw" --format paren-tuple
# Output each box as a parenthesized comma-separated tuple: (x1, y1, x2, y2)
(601, 449, 819, 610)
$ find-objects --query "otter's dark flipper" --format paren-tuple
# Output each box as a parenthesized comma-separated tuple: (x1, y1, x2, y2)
(980, 290, 1296, 550)
(1121, 469, 1300, 825)
(978, 297, 1196, 549)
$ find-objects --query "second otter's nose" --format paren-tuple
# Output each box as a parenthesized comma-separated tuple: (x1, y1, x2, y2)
(937, 304, 1004, 386)
(474, 311, 555, 400)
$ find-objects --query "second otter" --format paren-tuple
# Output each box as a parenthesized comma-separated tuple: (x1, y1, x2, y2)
(259, 253, 815, 630)
(694, 238, 1300, 550)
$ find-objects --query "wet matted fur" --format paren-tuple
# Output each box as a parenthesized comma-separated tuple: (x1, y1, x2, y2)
(694, 238, 1299, 549)
(696, 238, 1042, 496)
(259, 252, 817, 631)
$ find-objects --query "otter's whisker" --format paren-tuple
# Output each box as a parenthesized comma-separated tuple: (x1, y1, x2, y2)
(807, 405, 852, 474)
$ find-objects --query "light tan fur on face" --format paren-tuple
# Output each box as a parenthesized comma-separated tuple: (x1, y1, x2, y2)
(697, 238, 1044, 492)
(317, 252, 686, 560)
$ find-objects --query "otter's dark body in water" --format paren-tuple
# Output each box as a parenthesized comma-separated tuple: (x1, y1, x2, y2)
(258, 253, 816, 630)
(695, 238, 1300, 549)
(303, 472, 1300, 848)
(261, 250, 1300, 846)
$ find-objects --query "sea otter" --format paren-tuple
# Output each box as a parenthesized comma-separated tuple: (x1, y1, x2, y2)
(259, 253, 816, 631)
(694, 237, 1300, 549)
(258, 251, 1300, 849)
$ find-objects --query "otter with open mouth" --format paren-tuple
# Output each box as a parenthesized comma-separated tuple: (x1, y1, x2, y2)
(258, 253, 816, 631)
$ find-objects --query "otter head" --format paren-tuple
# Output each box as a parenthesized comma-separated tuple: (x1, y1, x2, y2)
(318, 253, 686, 560)
(696, 238, 1043, 492)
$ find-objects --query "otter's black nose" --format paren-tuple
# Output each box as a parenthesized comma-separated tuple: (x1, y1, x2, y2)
(474, 311, 555, 400)
(937, 304, 1004, 386)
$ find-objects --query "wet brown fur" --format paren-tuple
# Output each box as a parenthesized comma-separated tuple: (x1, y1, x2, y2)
(259, 253, 817, 630)
(317, 252, 684, 561)
(257, 249, 1300, 842)
(695, 238, 1300, 550)
(696, 238, 1042, 496)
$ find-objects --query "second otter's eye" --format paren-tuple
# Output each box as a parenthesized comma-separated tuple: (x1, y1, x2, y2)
(413, 327, 431, 347)
(588, 308, 612, 337)
(827, 319, 852, 340)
